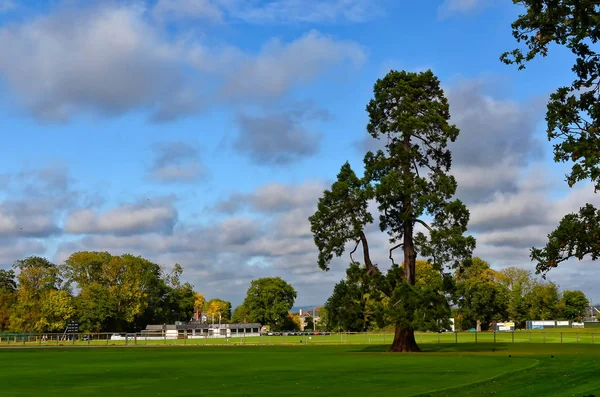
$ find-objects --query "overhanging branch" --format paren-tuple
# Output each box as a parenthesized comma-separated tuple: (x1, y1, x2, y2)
(414, 219, 433, 233)
(349, 240, 360, 264)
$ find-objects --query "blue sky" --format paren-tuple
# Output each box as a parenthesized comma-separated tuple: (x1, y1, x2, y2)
(0, 0, 598, 307)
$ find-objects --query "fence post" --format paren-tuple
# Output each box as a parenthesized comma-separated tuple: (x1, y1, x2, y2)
(494, 331, 496, 344)
(475, 331, 478, 343)
(420, 332, 423, 343)
(577, 333, 579, 343)
(437, 333, 440, 343)
(512, 331, 514, 343)
(593, 333, 595, 344)
(529, 332, 532, 343)
(543, 333, 546, 343)
(184, 330, 187, 345)
(561, 333, 563, 343)
(455, 332, 458, 344)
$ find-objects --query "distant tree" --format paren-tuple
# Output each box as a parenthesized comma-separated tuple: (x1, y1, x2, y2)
(194, 293, 206, 319)
(10, 256, 70, 332)
(304, 316, 314, 330)
(316, 307, 329, 330)
(310, 70, 475, 352)
(205, 299, 232, 323)
(0, 269, 17, 331)
(63, 251, 170, 332)
(525, 281, 561, 320)
(0, 269, 17, 293)
(231, 304, 251, 324)
(242, 277, 296, 330)
(455, 258, 509, 330)
(280, 312, 301, 331)
(324, 263, 376, 332)
(502, 1, 600, 274)
(560, 290, 589, 321)
(498, 267, 536, 328)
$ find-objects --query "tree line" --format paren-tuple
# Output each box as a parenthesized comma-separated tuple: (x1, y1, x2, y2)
(320, 258, 591, 333)
(0, 252, 236, 333)
(0, 251, 302, 334)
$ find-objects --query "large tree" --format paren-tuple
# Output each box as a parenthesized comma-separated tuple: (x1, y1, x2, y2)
(241, 277, 296, 330)
(502, 1, 600, 274)
(62, 251, 173, 332)
(310, 70, 475, 352)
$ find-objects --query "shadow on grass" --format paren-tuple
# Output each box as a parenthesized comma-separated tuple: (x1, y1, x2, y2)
(351, 343, 510, 353)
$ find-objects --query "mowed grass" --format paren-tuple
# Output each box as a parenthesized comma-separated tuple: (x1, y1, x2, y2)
(1, 343, 599, 397)
(4, 328, 600, 347)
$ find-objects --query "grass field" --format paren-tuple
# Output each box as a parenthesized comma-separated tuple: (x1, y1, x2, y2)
(1, 343, 599, 396)
(2, 328, 599, 346)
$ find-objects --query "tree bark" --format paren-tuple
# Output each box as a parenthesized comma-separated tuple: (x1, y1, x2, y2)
(359, 231, 378, 275)
(388, 326, 421, 352)
(388, 135, 421, 353)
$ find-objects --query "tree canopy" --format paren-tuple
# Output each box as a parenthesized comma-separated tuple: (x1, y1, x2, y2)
(502, 0, 600, 274)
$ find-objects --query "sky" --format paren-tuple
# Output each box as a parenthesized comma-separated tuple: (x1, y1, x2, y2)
(0, 0, 598, 308)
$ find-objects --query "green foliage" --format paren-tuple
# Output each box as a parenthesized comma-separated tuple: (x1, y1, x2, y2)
(501, 1, 600, 274)
(454, 258, 509, 330)
(63, 252, 171, 332)
(309, 162, 375, 272)
(531, 204, 600, 272)
(9, 256, 66, 332)
(560, 290, 589, 321)
(0, 269, 17, 293)
(241, 277, 296, 330)
(231, 304, 251, 324)
(498, 266, 536, 328)
(324, 262, 382, 332)
(525, 282, 561, 320)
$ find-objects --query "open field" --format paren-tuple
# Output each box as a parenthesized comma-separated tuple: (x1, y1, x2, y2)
(2, 328, 600, 347)
(1, 343, 599, 396)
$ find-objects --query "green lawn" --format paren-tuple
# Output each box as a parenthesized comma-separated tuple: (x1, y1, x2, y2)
(1, 344, 598, 396)
(3, 329, 599, 346)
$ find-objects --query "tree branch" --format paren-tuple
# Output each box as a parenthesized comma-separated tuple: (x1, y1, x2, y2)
(349, 240, 360, 264)
(359, 231, 378, 275)
(414, 219, 433, 233)
(389, 243, 403, 267)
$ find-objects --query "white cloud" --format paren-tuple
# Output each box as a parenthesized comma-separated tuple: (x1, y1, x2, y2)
(0, 5, 365, 122)
(219, 30, 365, 101)
(157, 0, 385, 24)
(148, 141, 207, 183)
(437, 0, 490, 19)
(64, 201, 178, 236)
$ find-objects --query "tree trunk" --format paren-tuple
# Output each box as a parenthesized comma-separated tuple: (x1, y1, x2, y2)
(388, 325, 421, 352)
(359, 231, 378, 275)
